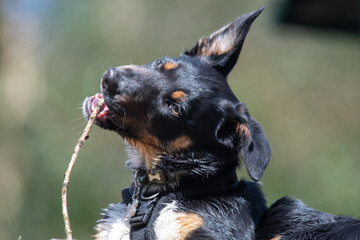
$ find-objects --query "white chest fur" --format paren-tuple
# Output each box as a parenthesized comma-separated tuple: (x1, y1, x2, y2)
(94, 203, 130, 240)
(95, 201, 203, 240)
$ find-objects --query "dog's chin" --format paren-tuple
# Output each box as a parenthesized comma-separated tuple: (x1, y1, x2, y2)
(82, 93, 127, 132)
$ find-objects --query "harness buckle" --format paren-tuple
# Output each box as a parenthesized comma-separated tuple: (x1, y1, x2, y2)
(129, 192, 159, 227)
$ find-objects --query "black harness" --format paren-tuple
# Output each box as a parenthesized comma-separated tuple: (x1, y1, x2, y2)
(121, 169, 239, 239)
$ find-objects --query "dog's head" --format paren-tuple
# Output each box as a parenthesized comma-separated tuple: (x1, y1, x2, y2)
(83, 7, 271, 181)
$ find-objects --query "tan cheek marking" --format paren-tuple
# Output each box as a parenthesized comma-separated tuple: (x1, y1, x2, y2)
(163, 62, 178, 70)
(126, 135, 192, 170)
(171, 91, 187, 102)
(167, 136, 193, 152)
(271, 236, 282, 240)
(126, 136, 162, 170)
(151, 136, 193, 170)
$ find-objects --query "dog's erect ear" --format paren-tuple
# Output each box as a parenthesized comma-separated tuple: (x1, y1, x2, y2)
(216, 102, 271, 181)
(183, 6, 264, 76)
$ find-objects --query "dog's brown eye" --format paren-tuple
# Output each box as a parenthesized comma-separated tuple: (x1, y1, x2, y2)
(169, 103, 182, 116)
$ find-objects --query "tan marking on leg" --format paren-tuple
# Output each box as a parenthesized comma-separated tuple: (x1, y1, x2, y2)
(163, 62, 178, 70)
(155, 202, 203, 240)
(176, 213, 203, 239)
(171, 91, 187, 102)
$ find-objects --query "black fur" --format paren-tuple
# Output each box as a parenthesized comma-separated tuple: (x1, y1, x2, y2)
(82, 6, 360, 240)
(151, 180, 267, 240)
(256, 197, 360, 240)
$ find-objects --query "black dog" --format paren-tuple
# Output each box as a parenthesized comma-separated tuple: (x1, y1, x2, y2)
(83, 7, 360, 240)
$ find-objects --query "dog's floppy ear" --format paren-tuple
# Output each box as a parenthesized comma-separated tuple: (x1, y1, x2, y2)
(216, 102, 271, 181)
(183, 6, 264, 76)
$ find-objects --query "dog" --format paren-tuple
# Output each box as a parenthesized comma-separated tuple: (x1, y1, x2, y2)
(82, 6, 360, 240)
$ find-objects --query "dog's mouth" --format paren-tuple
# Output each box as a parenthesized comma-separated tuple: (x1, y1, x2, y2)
(83, 93, 128, 133)
(83, 93, 111, 119)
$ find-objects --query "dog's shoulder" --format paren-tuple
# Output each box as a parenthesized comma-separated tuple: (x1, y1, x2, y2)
(95, 180, 266, 240)
(155, 180, 266, 239)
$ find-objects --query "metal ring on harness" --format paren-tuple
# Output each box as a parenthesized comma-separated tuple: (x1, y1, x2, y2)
(141, 191, 160, 200)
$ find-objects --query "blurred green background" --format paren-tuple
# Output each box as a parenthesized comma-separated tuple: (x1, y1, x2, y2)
(0, 0, 359, 239)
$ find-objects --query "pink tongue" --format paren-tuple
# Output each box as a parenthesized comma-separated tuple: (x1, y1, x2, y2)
(90, 93, 109, 117)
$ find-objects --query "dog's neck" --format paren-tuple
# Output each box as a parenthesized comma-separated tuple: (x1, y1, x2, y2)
(122, 162, 239, 228)
(122, 147, 240, 227)
(126, 145, 239, 173)
(126, 146, 240, 194)
(141, 168, 238, 197)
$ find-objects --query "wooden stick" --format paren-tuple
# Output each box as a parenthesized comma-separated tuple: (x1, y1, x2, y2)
(61, 98, 104, 240)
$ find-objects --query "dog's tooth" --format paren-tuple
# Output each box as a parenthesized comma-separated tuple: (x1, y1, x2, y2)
(95, 93, 103, 99)
(90, 93, 105, 113)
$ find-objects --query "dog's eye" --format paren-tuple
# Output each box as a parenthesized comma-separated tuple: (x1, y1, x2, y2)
(169, 103, 182, 116)
(156, 60, 164, 68)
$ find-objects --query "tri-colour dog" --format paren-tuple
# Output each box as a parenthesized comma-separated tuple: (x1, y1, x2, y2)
(83, 7, 360, 240)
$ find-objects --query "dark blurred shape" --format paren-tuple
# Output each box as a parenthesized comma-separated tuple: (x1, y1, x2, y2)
(278, 0, 360, 32)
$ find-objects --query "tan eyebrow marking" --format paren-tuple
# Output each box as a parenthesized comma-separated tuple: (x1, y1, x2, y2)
(171, 91, 187, 102)
(163, 62, 178, 70)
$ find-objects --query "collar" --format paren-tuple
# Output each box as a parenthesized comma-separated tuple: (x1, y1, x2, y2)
(135, 169, 188, 186)
(124, 169, 186, 225)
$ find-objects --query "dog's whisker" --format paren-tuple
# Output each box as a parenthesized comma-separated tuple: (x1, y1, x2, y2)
(71, 121, 87, 130)
(70, 116, 87, 122)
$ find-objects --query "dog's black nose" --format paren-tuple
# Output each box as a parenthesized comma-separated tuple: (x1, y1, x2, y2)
(101, 67, 118, 95)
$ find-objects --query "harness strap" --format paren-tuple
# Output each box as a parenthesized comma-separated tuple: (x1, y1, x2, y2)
(130, 227, 145, 240)
(122, 169, 238, 239)
(122, 186, 159, 239)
